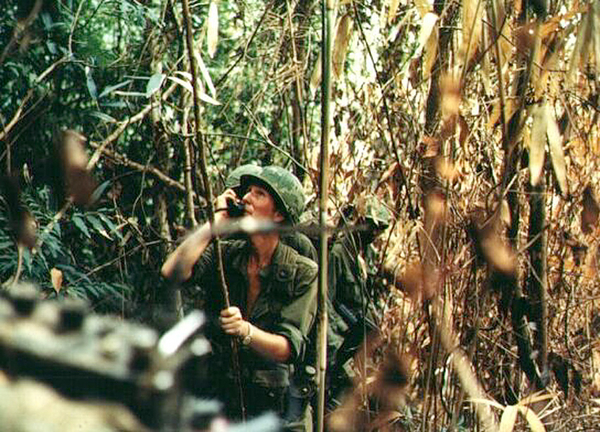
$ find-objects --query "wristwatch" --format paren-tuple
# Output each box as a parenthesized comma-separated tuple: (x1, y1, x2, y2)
(241, 322, 253, 346)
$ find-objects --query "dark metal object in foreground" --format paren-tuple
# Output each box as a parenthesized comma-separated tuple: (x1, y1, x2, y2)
(0, 284, 280, 432)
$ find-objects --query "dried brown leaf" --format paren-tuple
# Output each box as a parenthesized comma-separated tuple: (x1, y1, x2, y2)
(581, 185, 600, 234)
(500, 199, 511, 228)
(460, 0, 483, 69)
(516, 406, 546, 432)
(19, 211, 38, 249)
(440, 73, 461, 119)
(0, 176, 37, 249)
(546, 105, 568, 196)
(333, 13, 354, 79)
(458, 115, 470, 150)
(420, 136, 440, 158)
(471, 219, 517, 275)
(310, 54, 322, 94)
(371, 350, 412, 409)
(50, 268, 63, 294)
(414, 0, 432, 17)
(56, 130, 97, 207)
(63, 130, 88, 170)
(490, 0, 511, 70)
(499, 405, 518, 432)
(567, 8, 591, 85)
(435, 157, 459, 182)
(399, 263, 425, 300)
(388, 0, 401, 24)
(529, 102, 547, 187)
(422, 14, 439, 80)
(206, 1, 219, 58)
(514, 22, 537, 56)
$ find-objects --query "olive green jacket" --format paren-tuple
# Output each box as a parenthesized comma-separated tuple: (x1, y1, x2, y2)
(193, 239, 318, 423)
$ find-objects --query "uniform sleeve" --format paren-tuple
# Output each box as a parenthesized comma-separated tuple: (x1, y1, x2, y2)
(328, 246, 343, 303)
(272, 259, 318, 363)
(194, 242, 217, 284)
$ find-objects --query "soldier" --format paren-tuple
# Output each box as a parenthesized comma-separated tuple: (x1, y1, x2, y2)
(326, 197, 392, 406)
(161, 166, 317, 431)
(224, 164, 317, 263)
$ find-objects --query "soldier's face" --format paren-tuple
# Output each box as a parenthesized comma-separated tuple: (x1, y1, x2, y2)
(242, 184, 284, 222)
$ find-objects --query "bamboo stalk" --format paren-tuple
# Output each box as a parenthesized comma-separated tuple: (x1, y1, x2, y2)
(316, 1, 335, 431)
(180, 0, 245, 420)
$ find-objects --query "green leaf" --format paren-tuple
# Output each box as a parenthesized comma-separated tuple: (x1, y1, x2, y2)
(98, 213, 122, 240)
(168, 75, 193, 93)
(85, 66, 98, 100)
(72, 214, 91, 239)
(87, 214, 111, 239)
(89, 180, 112, 204)
(98, 79, 133, 99)
(89, 111, 117, 123)
(145, 73, 165, 97)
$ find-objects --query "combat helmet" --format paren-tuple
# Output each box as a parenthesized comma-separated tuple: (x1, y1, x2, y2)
(364, 197, 392, 229)
(225, 164, 262, 192)
(240, 166, 306, 224)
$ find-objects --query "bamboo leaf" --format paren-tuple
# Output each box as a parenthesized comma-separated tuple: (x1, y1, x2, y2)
(517, 391, 556, 406)
(198, 90, 221, 105)
(417, 12, 439, 55)
(468, 397, 506, 411)
(89, 111, 117, 123)
(167, 75, 193, 93)
(499, 405, 518, 432)
(546, 105, 568, 196)
(529, 102, 547, 187)
(567, 10, 591, 85)
(414, 0, 432, 17)
(85, 66, 98, 100)
(145, 73, 165, 97)
(332, 13, 354, 79)
(207, 1, 219, 58)
(460, 0, 483, 70)
(489, 0, 511, 76)
(516, 406, 546, 432)
(594, 1, 600, 79)
(388, 0, 401, 24)
(98, 79, 133, 99)
(196, 51, 217, 98)
(421, 14, 439, 80)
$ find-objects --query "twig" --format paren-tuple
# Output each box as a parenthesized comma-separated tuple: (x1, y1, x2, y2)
(0, 0, 44, 67)
(87, 141, 189, 193)
(87, 82, 178, 170)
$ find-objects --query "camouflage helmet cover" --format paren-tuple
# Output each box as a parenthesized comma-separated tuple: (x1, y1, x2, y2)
(364, 197, 392, 228)
(240, 166, 306, 224)
(225, 164, 262, 190)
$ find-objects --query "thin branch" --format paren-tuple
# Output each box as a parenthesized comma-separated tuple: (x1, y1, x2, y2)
(0, 0, 44, 67)
(87, 142, 188, 193)
(87, 82, 178, 170)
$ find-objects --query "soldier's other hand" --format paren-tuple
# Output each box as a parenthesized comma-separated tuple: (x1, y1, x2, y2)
(219, 306, 248, 337)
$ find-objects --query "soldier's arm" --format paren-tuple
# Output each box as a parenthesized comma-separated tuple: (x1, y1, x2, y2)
(161, 190, 235, 282)
(220, 307, 291, 362)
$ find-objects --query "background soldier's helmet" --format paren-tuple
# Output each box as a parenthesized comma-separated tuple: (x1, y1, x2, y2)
(241, 166, 306, 224)
(225, 164, 262, 192)
(365, 197, 392, 229)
